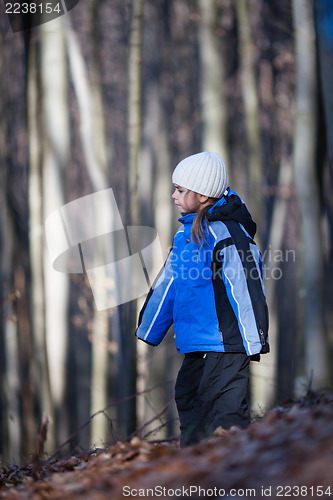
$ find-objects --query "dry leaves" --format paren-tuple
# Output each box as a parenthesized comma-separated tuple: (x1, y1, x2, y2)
(1, 392, 333, 499)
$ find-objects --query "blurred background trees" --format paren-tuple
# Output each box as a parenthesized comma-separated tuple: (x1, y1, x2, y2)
(0, 0, 332, 464)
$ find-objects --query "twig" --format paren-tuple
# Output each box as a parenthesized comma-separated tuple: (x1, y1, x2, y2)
(31, 413, 49, 480)
(50, 383, 172, 459)
(143, 418, 179, 440)
(127, 394, 175, 441)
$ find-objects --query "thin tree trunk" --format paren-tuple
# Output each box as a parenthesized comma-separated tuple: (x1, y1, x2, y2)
(28, 33, 55, 452)
(40, 16, 70, 451)
(251, 161, 293, 410)
(64, 15, 110, 446)
(0, 25, 16, 462)
(128, 0, 145, 227)
(292, 0, 330, 390)
(198, 0, 230, 172)
(136, 82, 174, 435)
(314, 0, 333, 190)
(1, 23, 35, 464)
(135, 3, 178, 438)
(121, 0, 145, 436)
(314, 0, 333, 256)
(235, 0, 262, 230)
(0, 182, 21, 462)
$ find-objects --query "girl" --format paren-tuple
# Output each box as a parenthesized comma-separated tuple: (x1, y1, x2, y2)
(136, 151, 269, 447)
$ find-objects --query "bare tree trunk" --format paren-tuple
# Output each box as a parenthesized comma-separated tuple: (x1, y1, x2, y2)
(128, 0, 145, 227)
(0, 24, 14, 462)
(64, 15, 110, 446)
(314, 1, 333, 190)
(40, 16, 70, 451)
(121, 0, 145, 436)
(292, 0, 330, 390)
(135, 3, 180, 439)
(251, 161, 293, 410)
(137, 81, 175, 435)
(0, 180, 21, 462)
(198, 0, 230, 172)
(1, 24, 35, 464)
(235, 0, 262, 230)
(314, 1, 333, 258)
(28, 33, 55, 453)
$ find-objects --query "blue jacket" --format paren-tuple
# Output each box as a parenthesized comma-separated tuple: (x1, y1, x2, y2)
(136, 190, 269, 356)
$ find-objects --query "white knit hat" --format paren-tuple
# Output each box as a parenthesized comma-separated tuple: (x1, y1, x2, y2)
(172, 151, 229, 198)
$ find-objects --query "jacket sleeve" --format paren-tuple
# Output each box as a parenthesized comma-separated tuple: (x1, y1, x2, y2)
(219, 242, 264, 356)
(135, 250, 175, 346)
(221, 219, 269, 355)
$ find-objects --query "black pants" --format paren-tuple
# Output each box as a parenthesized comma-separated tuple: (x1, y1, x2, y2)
(175, 351, 250, 447)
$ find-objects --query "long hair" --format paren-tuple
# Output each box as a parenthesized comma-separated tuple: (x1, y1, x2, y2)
(191, 197, 220, 246)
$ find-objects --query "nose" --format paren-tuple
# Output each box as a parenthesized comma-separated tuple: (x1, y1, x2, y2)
(172, 190, 177, 200)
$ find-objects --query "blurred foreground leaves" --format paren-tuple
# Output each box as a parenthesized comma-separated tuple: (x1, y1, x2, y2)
(1, 392, 333, 499)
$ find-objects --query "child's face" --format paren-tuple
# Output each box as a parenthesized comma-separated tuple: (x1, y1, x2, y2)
(172, 185, 205, 214)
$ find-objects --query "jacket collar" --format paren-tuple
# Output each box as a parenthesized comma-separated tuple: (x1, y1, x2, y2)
(207, 189, 257, 238)
(177, 188, 256, 240)
(178, 212, 196, 225)
(178, 187, 232, 224)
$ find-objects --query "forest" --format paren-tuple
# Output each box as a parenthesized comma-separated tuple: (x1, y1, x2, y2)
(0, 0, 333, 472)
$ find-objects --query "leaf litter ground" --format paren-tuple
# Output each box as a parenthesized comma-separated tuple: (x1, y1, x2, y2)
(1, 391, 333, 499)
